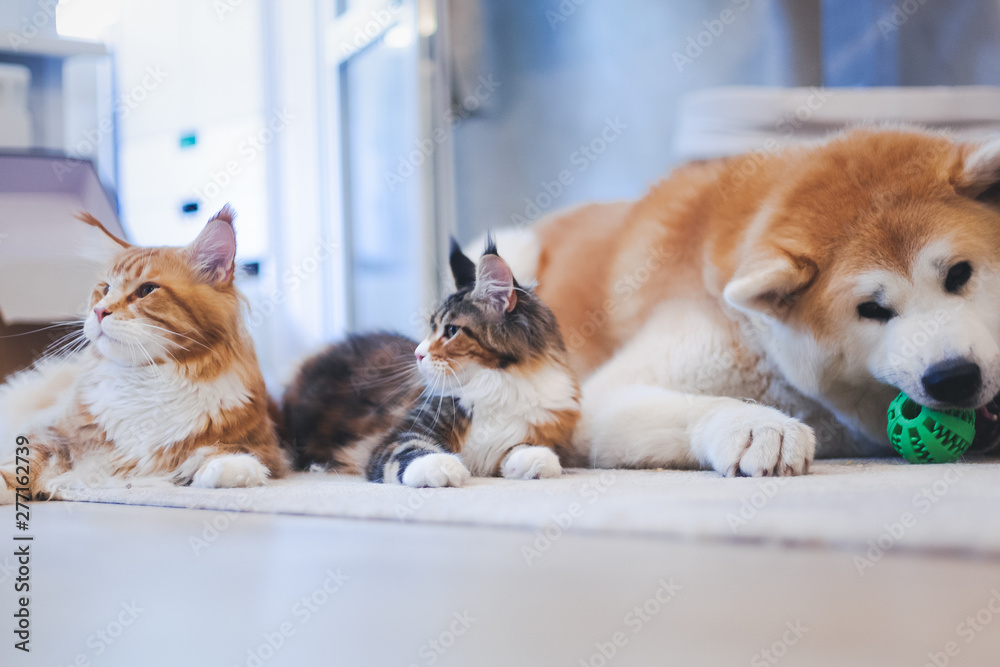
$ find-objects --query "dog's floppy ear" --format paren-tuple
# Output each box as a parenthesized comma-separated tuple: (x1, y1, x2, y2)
(724, 251, 817, 319)
(957, 136, 1000, 205)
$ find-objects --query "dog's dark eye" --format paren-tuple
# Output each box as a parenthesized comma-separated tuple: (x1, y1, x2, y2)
(443, 324, 460, 339)
(136, 283, 159, 298)
(945, 261, 972, 293)
(857, 301, 896, 322)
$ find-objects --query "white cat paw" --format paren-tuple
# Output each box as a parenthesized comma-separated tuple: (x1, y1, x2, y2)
(400, 453, 470, 488)
(191, 454, 269, 489)
(694, 402, 815, 477)
(502, 446, 562, 480)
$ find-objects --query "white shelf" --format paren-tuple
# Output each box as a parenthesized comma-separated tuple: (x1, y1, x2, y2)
(0, 35, 107, 59)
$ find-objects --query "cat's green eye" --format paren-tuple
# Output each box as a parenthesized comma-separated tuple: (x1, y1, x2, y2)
(443, 324, 460, 339)
(136, 283, 159, 298)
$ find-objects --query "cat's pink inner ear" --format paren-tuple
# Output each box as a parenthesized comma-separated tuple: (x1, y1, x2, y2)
(187, 218, 237, 284)
(474, 254, 516, 313)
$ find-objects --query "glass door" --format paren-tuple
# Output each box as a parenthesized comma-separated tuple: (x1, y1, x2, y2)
(326, 0, 454, 337)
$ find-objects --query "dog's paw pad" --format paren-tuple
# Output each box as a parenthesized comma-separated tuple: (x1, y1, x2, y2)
(502, 446, 562, 480)
(697, 403, 815, 477)
(401, 453, 470, 488)
(191, 454, 269, 489)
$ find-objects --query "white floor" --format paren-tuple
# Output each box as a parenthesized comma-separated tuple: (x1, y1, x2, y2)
(3, 501, 1000, 666)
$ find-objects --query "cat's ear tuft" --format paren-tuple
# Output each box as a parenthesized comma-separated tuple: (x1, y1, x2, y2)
(473, 253, 517, 314)
(450, 237, 477, 289)
(483, 231, 499, 257)
(187, 207, 237, 284)
(212, 203, 237, 225)
(75, 212, 132, 249)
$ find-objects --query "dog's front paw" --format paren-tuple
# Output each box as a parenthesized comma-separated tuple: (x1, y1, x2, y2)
(191, 454, 269, 489)
(694, 402, 815, 477)
(502, 446, 562, 480)
(400, 453, 470, 488)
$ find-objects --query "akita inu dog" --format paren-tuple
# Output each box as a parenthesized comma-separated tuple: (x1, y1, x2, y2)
(494, 128, 1000, 476)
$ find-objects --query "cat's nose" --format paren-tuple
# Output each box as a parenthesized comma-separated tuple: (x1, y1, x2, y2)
(94, 307, 111, 323)
(415, 351, 426, 362)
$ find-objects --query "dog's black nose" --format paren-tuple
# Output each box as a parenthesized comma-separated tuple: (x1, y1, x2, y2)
(922, 359, 982, 404)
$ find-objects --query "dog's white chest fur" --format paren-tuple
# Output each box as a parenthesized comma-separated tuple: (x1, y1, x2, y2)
(79, 361, 251, 464)
(459, 363, 577, 474)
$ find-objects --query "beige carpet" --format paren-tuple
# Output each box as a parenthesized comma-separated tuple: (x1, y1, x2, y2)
(52, 459, 1000, 557)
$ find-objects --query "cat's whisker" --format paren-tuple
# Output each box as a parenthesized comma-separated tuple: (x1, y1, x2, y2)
(353, 367, 420, 388)
(43, 331, 84, 356)
(134, 339, 162, 377)
(42, 329, 89, 361)
(0, 321, 83, 339)
(413, 373, 442, 423)
(443, 366, 461, 433)
(356, 359, 421, 377)
(369, 377, 420, 408)
(130, 321, 211, 351)
(370, 372, 422, 412)
(44, 323, 86, 347)
(429, 376, 448, 432)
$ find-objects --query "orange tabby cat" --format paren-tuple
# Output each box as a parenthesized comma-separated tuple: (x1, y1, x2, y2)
(0, 206, 287, 501)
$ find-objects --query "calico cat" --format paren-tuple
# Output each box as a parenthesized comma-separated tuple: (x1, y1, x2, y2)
(283, 240, 581, 487)
(0, 206, 288, 502)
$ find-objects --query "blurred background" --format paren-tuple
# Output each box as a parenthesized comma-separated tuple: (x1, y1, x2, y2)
(2, 0, 1000, 385)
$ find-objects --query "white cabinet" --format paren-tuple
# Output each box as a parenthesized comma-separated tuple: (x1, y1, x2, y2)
(112, 0, 269, 262)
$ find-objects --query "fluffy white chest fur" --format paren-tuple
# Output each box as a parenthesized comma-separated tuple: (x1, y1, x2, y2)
(78, 361, 251, 469)
(458, 362, 578, 474)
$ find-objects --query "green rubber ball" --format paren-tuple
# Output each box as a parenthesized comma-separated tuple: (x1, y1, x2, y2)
(886, 392, 975, 464)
